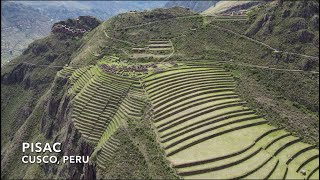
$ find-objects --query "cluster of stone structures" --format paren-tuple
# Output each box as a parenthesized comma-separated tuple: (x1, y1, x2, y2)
(221, 10, 247, 16)
(51, 24, 87, 36)
(51, 16, 101, 36)
(100, 61, 178, 75)
(100, 63, 158, 74)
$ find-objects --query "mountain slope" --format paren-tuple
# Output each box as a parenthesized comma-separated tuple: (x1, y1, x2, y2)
(1, 2, 52, 65)
(1, 1, 166, 65)
(165, 1, 219, 12)
(1, 5, 319, 180)
(202, 1, 261, 15)
(245, 0, 319, 57)
(1, 8, 193, 179)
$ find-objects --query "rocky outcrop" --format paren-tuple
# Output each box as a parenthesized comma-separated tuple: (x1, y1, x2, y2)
(77, 16, 101, 30)
(38, 73, 97, 179)
(291, 0, 319, 18)
(52, 16, 101, 36)
(35, 70, 96, 179)
(1, 63, 35, 85)
(31, 44, 49, 55)
(55, 121, 96, 179)
(310, 15, 319, 30)
(297, 29, 315, 43)
(245, 0, 319, 58)
(221, 1, 261, 14)
(1, 9, 100, 179)
(40, 76, 68, 138)
(289, 17, 307, 32)
(261, 15, 274, 35)
(245, 14, 270, 36)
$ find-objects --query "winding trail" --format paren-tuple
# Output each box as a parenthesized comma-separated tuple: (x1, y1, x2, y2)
(184, 60, 319, 74)
(211, 25, 319, 60)
(120, 49, 130, 56)
(225, 61, 320, 74)
(4, 14, 318, 74)
(107, 15, 202, 32)
(162, 40, 175, 62)
(104, 31, 136, 46)
(105, 13, 318, 61)
(19, 62, 82, 68)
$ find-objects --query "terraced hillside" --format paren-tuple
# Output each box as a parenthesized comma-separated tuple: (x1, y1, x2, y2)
(94, 80, 147, 170)
(142, 65, 319, 179)
(2, 4, 318, 179)
(66, 64, 139, 144)
(148, 39, 173, 51)
(58, 60, 151, 174)
(131, 39, 173, 59)
(57, 59, 319, 179)
(56, 66, 78, 78)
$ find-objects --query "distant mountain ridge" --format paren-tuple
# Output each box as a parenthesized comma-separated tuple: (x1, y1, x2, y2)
(1, 1, 167, 65)
(165, 1, 219, 12)
(202, 1, 261, 15)
(1, 2, 53, 65)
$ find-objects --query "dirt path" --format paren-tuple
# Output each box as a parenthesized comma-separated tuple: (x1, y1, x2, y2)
(224, 61, 319, 74)
(211, 24, 319, 60)
(162, 40, 175, 62)
(19, 62, 83, 68)
(21, 62, 66, 68)
(104, 30, 136, 46)
(108, 15, 202, 32)
(6, 14, 318, 73)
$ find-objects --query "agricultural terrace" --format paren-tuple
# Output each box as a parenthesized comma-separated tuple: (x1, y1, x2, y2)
(59, 56, 177, 169)
(56, 55, 319, 179)
(97, 55, 178, 77)
(131, 39, 174, 59)
(142, 65, 319, 179)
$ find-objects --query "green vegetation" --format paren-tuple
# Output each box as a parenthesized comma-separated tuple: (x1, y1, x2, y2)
(224, 63, 319, 147)
(64, 62, 179, 178)
(245, 1, 319, 57)
(1, 4, 319, 179)
(142, 66, 318, 179)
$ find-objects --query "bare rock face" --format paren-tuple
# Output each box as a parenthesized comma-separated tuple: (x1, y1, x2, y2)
(262, 16, 273, 35)
(55, 121, 96, 179)
(31, 44, 49, 55)
(281, 9, 291, 18)
(77, 16, 101, 30)
(1, 63, 34, 85)
(313, 36, 319, 48)
(40, 73, 96, 179)
(245, 14, 270, 36)
(40, 76, 68, 138)
(222, 1, 261, 14)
